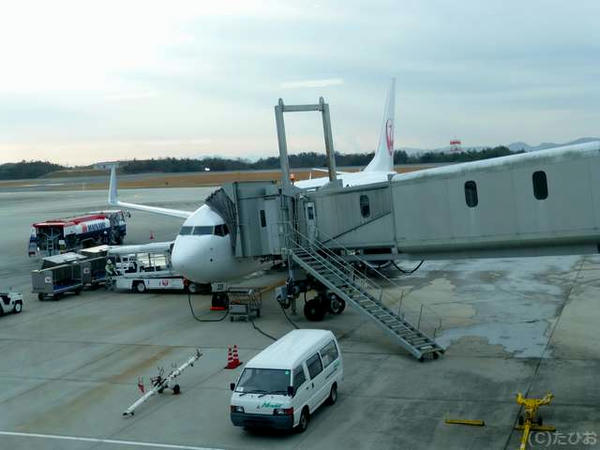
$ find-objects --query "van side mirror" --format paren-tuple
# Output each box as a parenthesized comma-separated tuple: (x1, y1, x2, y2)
(287, 386, 295, 397)
(230, 383, 235, 391)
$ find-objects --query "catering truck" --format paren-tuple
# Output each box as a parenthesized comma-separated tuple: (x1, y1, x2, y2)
(28, 210, 127, 257)
(108, 242, 204, 294)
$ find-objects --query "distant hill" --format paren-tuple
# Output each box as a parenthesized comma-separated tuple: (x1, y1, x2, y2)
(3, 139, 598, 180)
(0, 161, 66, 180)
(401, 137, 600, 154)
(507, 137, 600, 152)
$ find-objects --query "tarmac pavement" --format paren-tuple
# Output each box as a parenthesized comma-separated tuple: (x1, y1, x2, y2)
(0, 187, 598, 450)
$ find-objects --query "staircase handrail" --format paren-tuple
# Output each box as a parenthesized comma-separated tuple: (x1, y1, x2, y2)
(284, 221, 442, 333)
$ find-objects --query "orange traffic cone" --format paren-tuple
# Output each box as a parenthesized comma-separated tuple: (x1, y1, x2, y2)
(231, 345, 242, 369)
(225, 345, 242, 369)
(225, 345, 234, 369)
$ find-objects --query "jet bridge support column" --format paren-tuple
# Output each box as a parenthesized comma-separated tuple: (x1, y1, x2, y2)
(274, 97, 338, 314)
(274, 97, 337, 191)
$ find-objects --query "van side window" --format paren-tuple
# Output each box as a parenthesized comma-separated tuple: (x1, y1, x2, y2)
(306, 353, 323, 379)
(293, 366, 306, 390)
(320, 340, 339, 368)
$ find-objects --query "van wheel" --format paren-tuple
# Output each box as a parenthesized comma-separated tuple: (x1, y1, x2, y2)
(327, 383, 338, 405)
(187, 283, 198, 294)
(38, 293, 45, 301)
(14, 301, 23, 314)
(136, 282, 147, 293)
(297, 407, 309, 433)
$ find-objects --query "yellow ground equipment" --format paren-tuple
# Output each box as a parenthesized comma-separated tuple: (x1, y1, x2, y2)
(444, 419, 485, 427)
(515, 392, 555, 450)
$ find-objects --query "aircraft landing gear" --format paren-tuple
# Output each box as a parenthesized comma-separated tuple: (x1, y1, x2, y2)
(303, 292, 346, 321)
(326, 293, 346, 315)
(304, 297, 326, 321)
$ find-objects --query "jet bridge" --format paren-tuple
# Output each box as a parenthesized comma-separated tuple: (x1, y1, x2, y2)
(207, 97, 600, 360)
(302, 141, 600, 260)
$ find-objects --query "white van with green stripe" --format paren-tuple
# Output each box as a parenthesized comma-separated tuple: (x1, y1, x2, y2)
(230, 329, 343, 432)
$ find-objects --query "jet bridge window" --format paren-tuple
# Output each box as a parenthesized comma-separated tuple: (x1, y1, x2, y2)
(360, 195, 370, 218)
(179, 226, 193, 235)
(532, 171, 548, 200)
(259, 210, 267, 228)
(464, 181, 478, 208)
(192, 226, 213, 235)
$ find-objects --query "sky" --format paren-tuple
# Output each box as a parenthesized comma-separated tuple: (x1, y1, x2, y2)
(0, 0, 599, 165)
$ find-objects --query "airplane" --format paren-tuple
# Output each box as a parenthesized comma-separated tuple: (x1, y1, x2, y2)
(107, 79, 401, 284)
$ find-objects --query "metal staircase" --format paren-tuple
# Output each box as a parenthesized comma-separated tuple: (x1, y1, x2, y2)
(287, 229, 444, 361)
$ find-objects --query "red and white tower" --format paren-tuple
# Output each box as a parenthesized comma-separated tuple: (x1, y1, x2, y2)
(450, 139, 462, 152)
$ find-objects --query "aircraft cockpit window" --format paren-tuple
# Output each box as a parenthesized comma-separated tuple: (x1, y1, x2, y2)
(192, 226, 213, 235)
(179, 226, 193, 235)
(214, 224, 230, 236)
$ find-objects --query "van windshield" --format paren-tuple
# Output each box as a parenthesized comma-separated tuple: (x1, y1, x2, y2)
(235, 368, 291, 395)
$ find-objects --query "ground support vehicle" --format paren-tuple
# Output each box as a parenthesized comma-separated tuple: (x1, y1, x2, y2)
(228, 288, 262, 321)
(32, 264, 83, 300)
(230, 329, 343, 432)
(0, 292, 23, 315)
(28, 210, 127, 257)
(109, 243, 196, 293)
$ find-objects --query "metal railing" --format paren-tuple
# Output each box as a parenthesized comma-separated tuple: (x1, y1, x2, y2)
(284, 222, 442, 338)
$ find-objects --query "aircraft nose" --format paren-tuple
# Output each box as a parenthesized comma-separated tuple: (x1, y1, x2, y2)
(172, 236, 203, 282)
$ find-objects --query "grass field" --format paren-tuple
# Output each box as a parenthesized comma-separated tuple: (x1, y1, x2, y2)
(0, 165, 434, 190)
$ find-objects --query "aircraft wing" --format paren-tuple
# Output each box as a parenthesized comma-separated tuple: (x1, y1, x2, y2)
(108, 241, 174, 255)
(107, 166, 193, 219)
(311, 168, 353, 175)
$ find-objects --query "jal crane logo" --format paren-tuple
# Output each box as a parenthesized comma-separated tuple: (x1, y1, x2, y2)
(385, 119, 394, 156)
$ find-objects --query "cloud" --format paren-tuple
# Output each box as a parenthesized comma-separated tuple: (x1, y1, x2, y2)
(280, 78, 344, 89)
(104, 91, 159, 102)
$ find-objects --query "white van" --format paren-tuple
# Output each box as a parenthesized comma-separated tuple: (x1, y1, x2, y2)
(229, 329, 343, 432)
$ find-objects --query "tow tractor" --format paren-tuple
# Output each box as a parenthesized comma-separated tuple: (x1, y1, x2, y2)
(0, 292, 23, 315)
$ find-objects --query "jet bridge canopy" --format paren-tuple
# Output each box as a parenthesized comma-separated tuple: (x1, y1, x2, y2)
(207, 181, 283, 258)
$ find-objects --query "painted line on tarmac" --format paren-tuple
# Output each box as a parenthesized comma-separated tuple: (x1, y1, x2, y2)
(0, 431, 224, 450)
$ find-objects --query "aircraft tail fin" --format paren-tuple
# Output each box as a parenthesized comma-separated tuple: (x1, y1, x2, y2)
(95, 162, 119, 205)
(97, 161, 193, 219)
(364, 78, 395, 173)
(109, 166, 118, 205)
